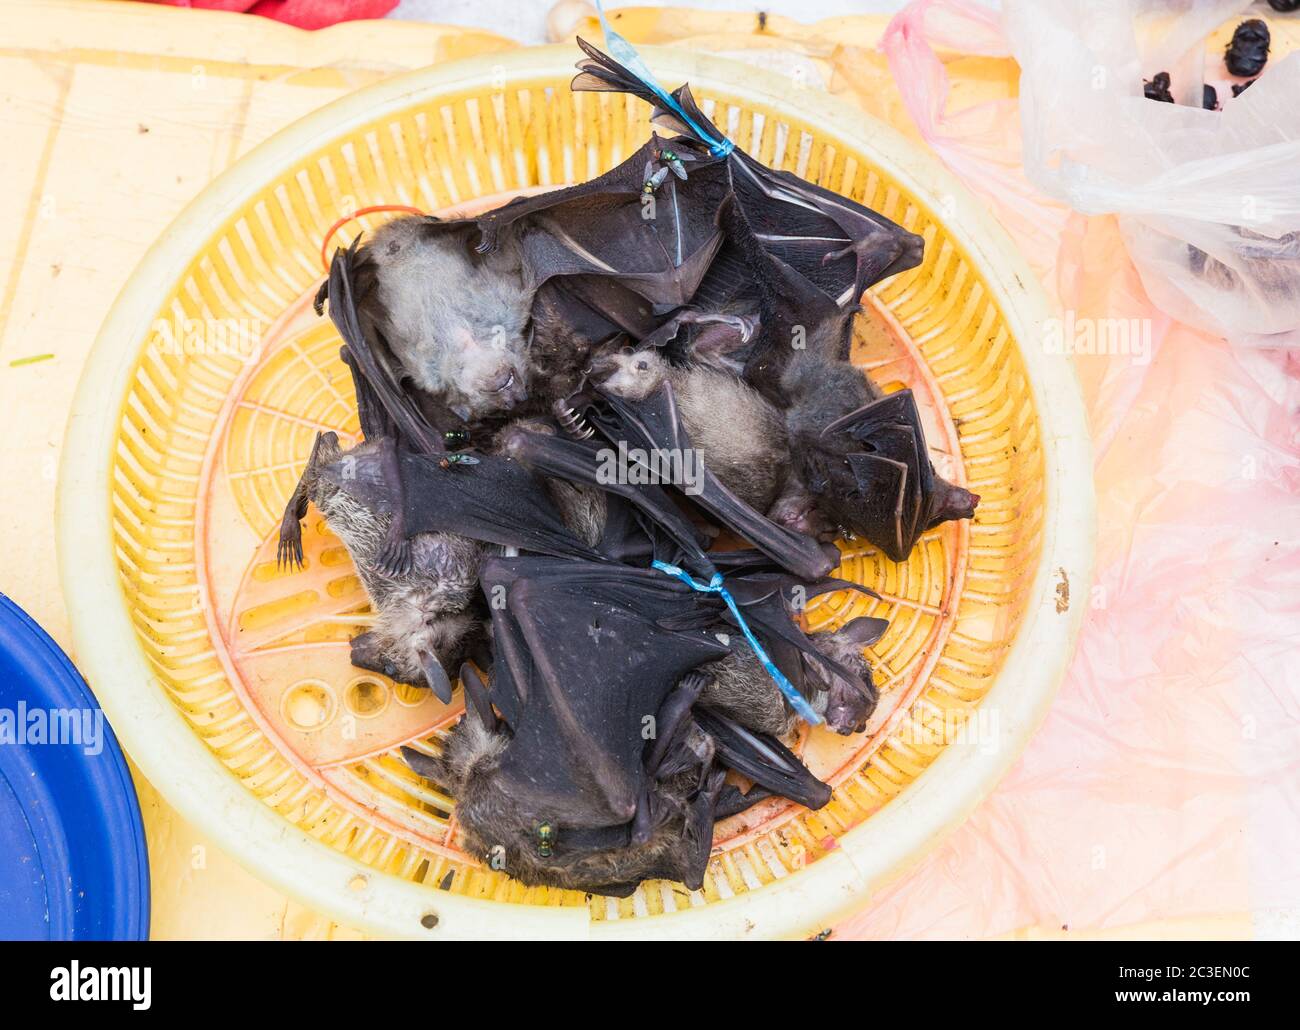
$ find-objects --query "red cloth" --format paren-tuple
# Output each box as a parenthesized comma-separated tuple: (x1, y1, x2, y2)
(140, 0, 399, 30)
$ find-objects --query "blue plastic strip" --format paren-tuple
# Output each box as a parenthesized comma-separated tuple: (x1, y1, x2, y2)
(652, 561, 823, 725)
(595, 0, 735, 158)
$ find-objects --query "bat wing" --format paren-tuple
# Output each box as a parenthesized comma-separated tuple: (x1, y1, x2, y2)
(470, 132, 728, 333)
(591, 384, 835, 581)
(569, 40, 925, 388)
(394, 451, 601, 560)
(482, 556, 729, 827)
(319, 241, 446, 455)
(693, 709, 831, 810)
(498, 423, 716, 576)
(818, 389, 978, 560)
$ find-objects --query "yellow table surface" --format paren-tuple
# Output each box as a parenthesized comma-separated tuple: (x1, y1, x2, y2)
(0, 0, 1236, 940)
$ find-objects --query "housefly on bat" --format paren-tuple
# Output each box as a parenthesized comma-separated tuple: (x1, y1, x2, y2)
(642, 160, 670, 194)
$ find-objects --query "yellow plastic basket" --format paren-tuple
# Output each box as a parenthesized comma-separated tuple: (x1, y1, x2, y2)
(58, 45, 1094, 939)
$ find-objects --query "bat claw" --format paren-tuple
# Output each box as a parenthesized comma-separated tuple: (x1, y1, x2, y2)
(376, 535, 412, 578)
(276, 519, 305, 571)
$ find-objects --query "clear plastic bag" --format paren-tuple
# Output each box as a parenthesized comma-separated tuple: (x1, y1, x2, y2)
(853, 0, 1300, 939)
(1003, 0, 1300, 348)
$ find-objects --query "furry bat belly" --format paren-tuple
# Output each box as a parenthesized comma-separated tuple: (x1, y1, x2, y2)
(591, 346, 789, 512)
(275, 427, 612, 697)
(276, 433, 484, 701)
(403, 555, 869, 897)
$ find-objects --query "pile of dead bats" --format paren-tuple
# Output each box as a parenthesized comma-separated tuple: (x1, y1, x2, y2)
(278, 41, 979, 898)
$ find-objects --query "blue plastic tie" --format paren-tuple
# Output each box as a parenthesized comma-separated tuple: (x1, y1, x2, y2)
(595, 1, 735, 159)
(652, 560, 823, 726)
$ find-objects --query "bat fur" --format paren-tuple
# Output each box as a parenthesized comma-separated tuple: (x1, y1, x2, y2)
(347, 216, 534, 422)
(277, 432, 483, 700)
(591, 345, 795, 514)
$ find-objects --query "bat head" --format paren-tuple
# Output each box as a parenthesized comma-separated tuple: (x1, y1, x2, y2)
(806, 617, 883, 735)
(924, 479, 980, 530)
(589, 345, 671, 403)
(364, 216, 533, 421)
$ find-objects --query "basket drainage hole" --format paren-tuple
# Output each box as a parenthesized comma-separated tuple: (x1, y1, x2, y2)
(420, 912, 439, 930)
(282, 681, 337, 731)
(345, 678, 388, 717)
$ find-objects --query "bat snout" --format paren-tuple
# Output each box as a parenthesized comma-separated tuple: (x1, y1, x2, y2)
(586, 352, 622, 378)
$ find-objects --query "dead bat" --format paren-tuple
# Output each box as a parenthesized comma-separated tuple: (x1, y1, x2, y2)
(316, 219, 532, 427)
(319, 40, 923, 454)
(568, 38, 926, 399)
(547, 375, 836, 582)
(403, 554, 881, 896)
(484, 418, 887, 735)
(589, 344, 790, 514)
(276, 432, 484, 701)
(784, 353, 979, 561)
(274, 414, 643, 696)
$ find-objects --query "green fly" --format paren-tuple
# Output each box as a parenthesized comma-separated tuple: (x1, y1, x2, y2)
(657, 147, 690, 180)
(642, 160, 670, 194)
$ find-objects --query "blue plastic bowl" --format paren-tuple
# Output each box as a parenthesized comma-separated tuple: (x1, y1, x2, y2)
(0, 593, 149, 940)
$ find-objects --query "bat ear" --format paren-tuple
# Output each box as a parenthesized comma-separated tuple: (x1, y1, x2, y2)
(401, 745, 445, 785)
(418, 650, 454, 704)
(836, 616, 889, 647)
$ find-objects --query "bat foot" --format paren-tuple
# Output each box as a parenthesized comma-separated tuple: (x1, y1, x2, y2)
(276, 514, 305, 571)
(677, 768, 727, 891)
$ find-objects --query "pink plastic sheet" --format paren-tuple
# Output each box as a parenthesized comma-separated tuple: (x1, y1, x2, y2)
(840, 0, 1300, 939)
